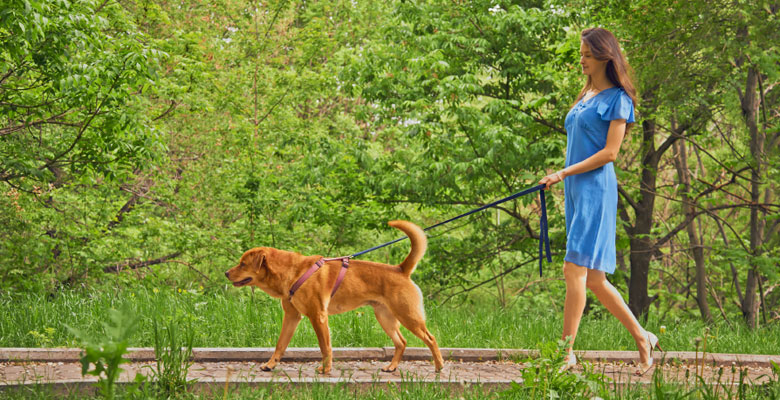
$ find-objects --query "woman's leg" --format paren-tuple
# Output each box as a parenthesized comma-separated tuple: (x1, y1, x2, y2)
(562, 261, 588, 355)
(585, 270, 651, 364)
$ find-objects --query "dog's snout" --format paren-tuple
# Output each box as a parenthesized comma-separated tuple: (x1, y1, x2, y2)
(225, 271, 230, 279)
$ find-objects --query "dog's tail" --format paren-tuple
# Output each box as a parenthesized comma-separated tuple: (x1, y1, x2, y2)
(389, 220, 427, 278)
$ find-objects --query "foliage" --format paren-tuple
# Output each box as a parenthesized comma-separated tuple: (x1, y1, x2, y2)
(27, 326, 56, 347)
(0, 0, 166, 290)
(0, 0, 777, 328)
(577, 0, 780, 322)
(0, 0, 165, 185)
(503, 339, 608, 399)
(66, 304, 144, 399)
(337, 0, 578, 288)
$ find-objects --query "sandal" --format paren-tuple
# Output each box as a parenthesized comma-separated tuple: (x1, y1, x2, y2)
(635, 331, 662, 376)
(560, 351, 577, 372)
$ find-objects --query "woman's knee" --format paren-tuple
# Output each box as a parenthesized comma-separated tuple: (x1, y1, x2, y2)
(585, 272, 607, 292)
(563, 262, 587, 282)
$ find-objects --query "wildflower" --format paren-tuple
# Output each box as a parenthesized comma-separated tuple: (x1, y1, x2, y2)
(660, 325, 666, 334)
(153, 288, 159, 294)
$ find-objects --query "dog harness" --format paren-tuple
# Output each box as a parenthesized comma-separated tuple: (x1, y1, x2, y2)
(288, 257, 350, 299)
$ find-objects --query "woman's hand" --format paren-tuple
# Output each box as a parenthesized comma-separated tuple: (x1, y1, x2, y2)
(539, 170, 566, 190)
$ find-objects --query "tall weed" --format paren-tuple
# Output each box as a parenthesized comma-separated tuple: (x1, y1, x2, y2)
(500, 340, 609, 399)
(65, 304, 144, 399)
(149, 317, 196, 397)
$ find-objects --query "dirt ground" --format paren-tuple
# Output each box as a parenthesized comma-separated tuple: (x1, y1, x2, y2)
(1, 358, 776, 388)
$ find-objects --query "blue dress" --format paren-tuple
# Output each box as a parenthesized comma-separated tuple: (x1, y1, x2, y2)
(563, 87, 635, 274)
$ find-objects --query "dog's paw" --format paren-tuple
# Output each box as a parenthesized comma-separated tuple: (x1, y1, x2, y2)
(381, 366, 397, 373)
(316, 365, 331, 375)
(260, 363, 276, 372)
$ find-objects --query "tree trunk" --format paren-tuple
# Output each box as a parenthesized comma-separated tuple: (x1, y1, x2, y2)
(627, 118, 660, 318)
(623, 109, 690, 318)
(673, 140, 712, 322)
(740, 66, 763, 329)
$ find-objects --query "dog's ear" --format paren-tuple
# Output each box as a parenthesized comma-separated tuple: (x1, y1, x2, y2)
(247, 249, 265, 271)
(249, 248, 277, 275)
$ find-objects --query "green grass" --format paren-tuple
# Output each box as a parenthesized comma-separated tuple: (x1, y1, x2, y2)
(1, 287, 778, 354)
(3, 377, 780, 400)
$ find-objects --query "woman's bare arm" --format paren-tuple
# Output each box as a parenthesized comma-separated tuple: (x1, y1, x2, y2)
(539, 119, 627, 189)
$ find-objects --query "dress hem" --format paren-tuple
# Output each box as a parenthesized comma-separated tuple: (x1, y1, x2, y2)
(564, 252, 616, 275)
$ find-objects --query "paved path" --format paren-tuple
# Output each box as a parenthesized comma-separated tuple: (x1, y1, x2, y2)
(1, 347, 778, 393)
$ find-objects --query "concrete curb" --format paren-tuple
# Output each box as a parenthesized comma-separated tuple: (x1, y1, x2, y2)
(1, 347, 778, 367)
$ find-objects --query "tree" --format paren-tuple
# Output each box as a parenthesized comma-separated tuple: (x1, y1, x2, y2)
(1, 0, 164, 188)
(0, 0, 167, 288)
(732, 2, 780, 328)
(341, 0, 577, 292)
(585, 0, 779, 321)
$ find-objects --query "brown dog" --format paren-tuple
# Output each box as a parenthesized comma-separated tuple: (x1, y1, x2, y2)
(224, 220, 444, 374)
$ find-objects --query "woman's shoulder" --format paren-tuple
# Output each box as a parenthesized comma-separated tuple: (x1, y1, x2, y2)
(597, 87, 635, 122)
(606, 87, 631, 102)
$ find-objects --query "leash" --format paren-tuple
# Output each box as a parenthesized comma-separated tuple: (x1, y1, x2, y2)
(289, 184, 552, 299)
(351, 183, 552, 277)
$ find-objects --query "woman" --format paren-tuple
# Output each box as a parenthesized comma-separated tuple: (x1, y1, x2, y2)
(539, 27, 660, 375)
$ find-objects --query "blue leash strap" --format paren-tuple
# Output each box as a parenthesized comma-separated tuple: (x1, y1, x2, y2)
(539, 188, 552, 276)
(349, 183, 552, 276)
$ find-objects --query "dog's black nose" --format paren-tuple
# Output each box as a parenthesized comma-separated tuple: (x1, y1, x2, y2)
(225, 271, 230, 278)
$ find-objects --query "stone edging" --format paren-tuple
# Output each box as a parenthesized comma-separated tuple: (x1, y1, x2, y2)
(1, 347, 777, 367)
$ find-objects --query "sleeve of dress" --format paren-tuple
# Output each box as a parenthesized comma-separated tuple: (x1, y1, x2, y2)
(597, 90, 635, 123)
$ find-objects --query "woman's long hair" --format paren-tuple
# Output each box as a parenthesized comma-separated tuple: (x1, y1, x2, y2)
(575, 28, 638, 133)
